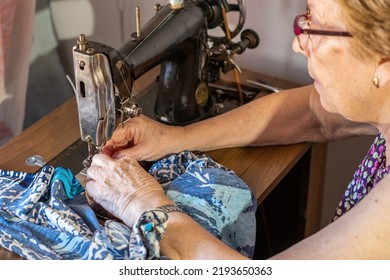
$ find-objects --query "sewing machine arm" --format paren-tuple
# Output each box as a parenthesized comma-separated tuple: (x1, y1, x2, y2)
(71, 0, 259, 167)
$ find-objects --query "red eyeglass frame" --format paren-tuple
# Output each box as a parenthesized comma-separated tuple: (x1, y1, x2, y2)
(293, 13, 352, 38)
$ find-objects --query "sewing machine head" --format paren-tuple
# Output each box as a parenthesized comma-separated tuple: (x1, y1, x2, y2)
(71, 0, 259, 167)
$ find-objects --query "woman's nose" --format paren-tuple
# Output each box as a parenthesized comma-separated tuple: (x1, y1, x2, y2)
(292, 36, 309, 57)
(292, 37, 301, 53)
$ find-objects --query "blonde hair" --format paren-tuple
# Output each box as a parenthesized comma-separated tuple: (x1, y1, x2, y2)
(337, 0, 390, 59)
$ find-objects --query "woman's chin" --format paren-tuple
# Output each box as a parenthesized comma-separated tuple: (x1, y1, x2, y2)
(315, 84, 334, 113)
(314, 79, 323, 94)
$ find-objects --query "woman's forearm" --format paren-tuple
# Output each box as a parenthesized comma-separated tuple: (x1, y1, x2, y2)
(160, 212, 248, 260)
(178, 85, 315, 152)
(177, 84, 375, 153)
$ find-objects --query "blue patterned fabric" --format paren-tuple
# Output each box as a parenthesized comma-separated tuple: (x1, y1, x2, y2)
(0, 151, 256, 259)
(149, 151, 257, 257)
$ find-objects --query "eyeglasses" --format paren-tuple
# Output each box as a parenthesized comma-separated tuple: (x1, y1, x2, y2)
(293, 11, 352, 51)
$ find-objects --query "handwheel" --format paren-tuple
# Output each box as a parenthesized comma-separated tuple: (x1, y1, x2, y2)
(207, 0, 247, 41)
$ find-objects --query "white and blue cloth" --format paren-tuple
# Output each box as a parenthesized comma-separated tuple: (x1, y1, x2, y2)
(0, 151, 256, 259)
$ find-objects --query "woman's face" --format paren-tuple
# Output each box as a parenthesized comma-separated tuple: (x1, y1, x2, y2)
(293, 0, 378, 122)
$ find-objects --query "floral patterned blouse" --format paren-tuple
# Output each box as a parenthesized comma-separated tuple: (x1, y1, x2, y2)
(332, 133, 390, 222)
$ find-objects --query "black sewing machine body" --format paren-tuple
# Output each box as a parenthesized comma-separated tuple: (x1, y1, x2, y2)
(71, 0, 259, 164)
(121, 1, 211, 124)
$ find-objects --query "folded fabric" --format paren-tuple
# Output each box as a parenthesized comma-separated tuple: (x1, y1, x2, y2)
(0, 151, 256, 259)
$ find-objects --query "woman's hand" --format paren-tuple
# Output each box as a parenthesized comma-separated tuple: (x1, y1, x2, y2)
(85, 153, 173, 226)
(102, 115, 184, 161)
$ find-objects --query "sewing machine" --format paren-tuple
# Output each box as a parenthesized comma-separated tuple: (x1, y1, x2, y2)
(70, 0, 259, 167)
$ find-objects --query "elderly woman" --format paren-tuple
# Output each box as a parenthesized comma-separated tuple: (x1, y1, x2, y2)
(86, 0, 390, 259)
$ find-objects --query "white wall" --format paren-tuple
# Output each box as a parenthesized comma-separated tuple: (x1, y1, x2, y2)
(49, 0, 374, 227)
(235, 0, 311, 84)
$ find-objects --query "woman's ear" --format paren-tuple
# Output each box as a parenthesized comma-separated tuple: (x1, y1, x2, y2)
(375, 58, 390, 88)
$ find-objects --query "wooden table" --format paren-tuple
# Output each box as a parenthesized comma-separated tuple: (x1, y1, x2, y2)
(0, 68, 326, 259)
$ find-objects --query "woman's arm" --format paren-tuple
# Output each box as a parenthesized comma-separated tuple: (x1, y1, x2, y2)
(103, 85, 376, 161)
(160, 212, 249, 260)
(271, 174, 390, 259)
(181, 84, 377, 152)
(145, 172, 390, 260)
